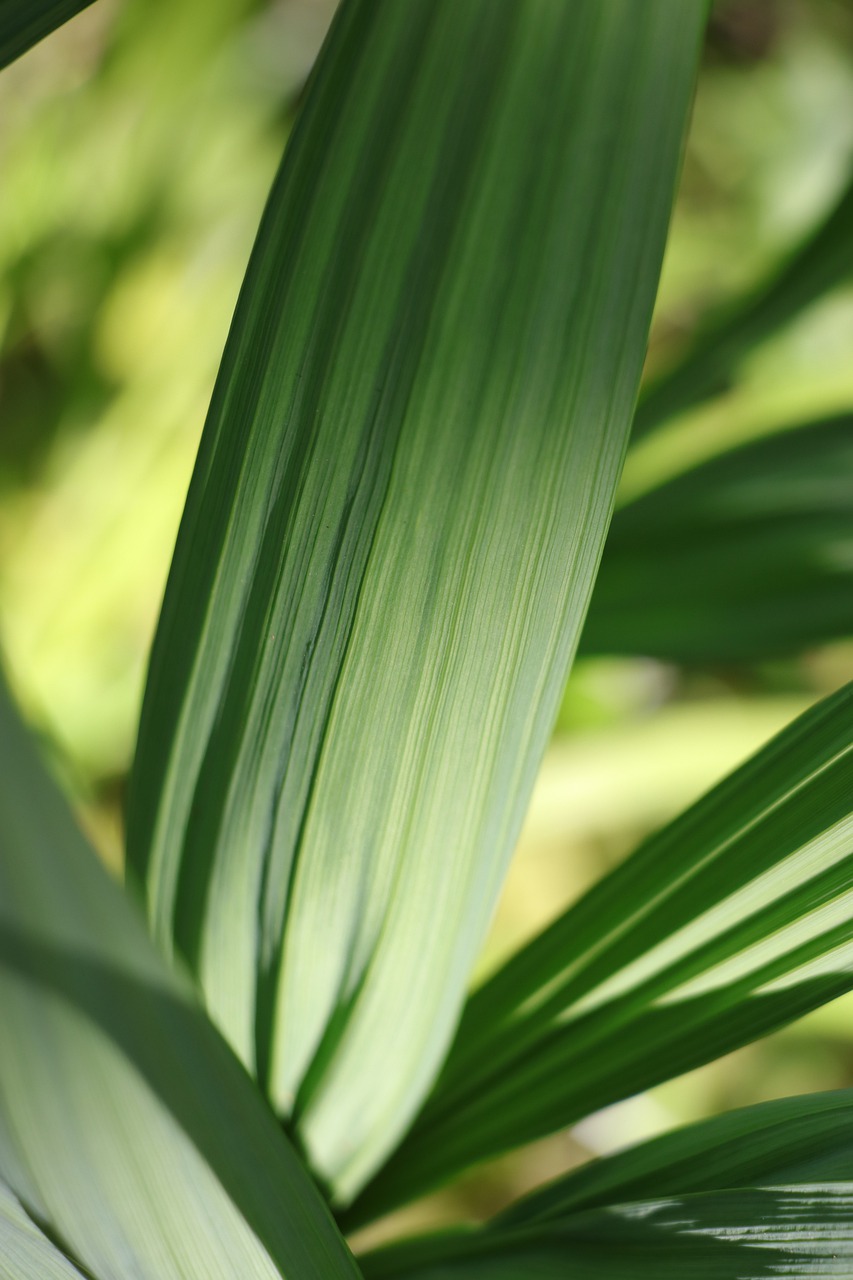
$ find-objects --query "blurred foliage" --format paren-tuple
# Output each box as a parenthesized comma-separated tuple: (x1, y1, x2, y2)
(3, 0, 853, 1239)
(0, 0, 336, 824)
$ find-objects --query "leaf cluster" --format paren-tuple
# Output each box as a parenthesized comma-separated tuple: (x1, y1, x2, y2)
(2, 2, 853, 1277)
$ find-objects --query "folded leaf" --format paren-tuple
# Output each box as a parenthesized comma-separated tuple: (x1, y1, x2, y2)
(126, 0, 705, 1201)
(500, 1088, 853, 1225)
(582, 414, 853, 662)
(348, 681, 853, 1222)
(0, 0, 94, 69)
(0, 1181, 88, 1279)
(0, 674, 360, 1280)
(633, 167, 853, 437)
(361, 1186, 853, 1279)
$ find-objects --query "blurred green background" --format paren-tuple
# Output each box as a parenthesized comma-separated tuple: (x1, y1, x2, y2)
(3, 0, 853, 1235)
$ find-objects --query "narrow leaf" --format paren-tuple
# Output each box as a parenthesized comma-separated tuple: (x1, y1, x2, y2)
(0, 0, 94, 70)
(632, 168, 853, 438)
(582, 414, 853, 663)
(361, 1186, 853, 1280)
(0, 674, 360, 1280)
(348, 681, 853, 1222)
(127, 0, 705, 1201)
(499, 1089, 853, 1225)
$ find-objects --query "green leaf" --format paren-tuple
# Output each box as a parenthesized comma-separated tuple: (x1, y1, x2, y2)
(360, 1186, 853, 1279)
(499, 1089, 853, 1225)
(632, 168, 853, 438)
(582, 414, 853, 663)
(0, 1181, 88, 1279)
(0, 0, 94, 70)
(347, 681, 853, 1223)
(360, 1093, 853, 1277)
(126, 0, 705, 1202)
(0, 674, 360, 1280)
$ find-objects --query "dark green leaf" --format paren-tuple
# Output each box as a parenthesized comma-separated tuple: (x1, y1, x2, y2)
(0, 673, 360, 1280)
(348, 681, 853, 1223)
(582, 414, 853, 663)
(127, 0, 705, 1201)
(361, 1186, 853, 1279)
(500, 1089, 853, 1225)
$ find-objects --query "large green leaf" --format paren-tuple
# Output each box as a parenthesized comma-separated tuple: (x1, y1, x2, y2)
(0, 674, 360, 1280)
(360, 1186, 853, 1279)
(0, 0, 94, 69)
(582, 414, 853, 663)
(632, 167, 853, 438)
(126, 0, 705, 1201)
(498, 1088, 853, 1226)
(347, 681, 853, 1223)
(0, 1180, 88, 1279)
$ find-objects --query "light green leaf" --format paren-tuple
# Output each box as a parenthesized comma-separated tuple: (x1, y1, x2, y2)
(0, 0, 94, 69)
(582, 414, 853, 662)
(0, 1180, 88, 1279)
(126, 0, 705, 1202)
(0, 674, 360, 1280)
(348, 681, 853, 1223)
(632, 168, 853, 438)
(499, 1089, 853, 1226)
(360, 1186, 853, 1279)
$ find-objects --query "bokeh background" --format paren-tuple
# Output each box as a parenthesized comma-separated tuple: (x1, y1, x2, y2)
(3, 0, 853, 1235)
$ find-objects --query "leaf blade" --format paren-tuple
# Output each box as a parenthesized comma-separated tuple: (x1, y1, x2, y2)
(349, 681, 853, 1222)
(361, 1185, 853, 1280)
(127, 0, 705, 1201)
(499, 1088, 853, 1226)
(0, 673, 360, 1280)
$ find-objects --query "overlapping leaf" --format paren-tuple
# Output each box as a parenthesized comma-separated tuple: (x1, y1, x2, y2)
(633, 167, 853, 438)
(127, 0, 705, 1201)
(0, 1180, 88, 1279)
(348, 681, 853, 1222)
(582, 414, 853, 662)
(0, 0, 93, 69)
(0, 673, 359, 1280)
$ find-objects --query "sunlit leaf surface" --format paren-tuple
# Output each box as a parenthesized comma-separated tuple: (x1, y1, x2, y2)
(0, 676, 360, 1280)
(351, 681, 853, 1221)
(127, 0, 704, 1200)
(0, 1181, 88, 1279)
